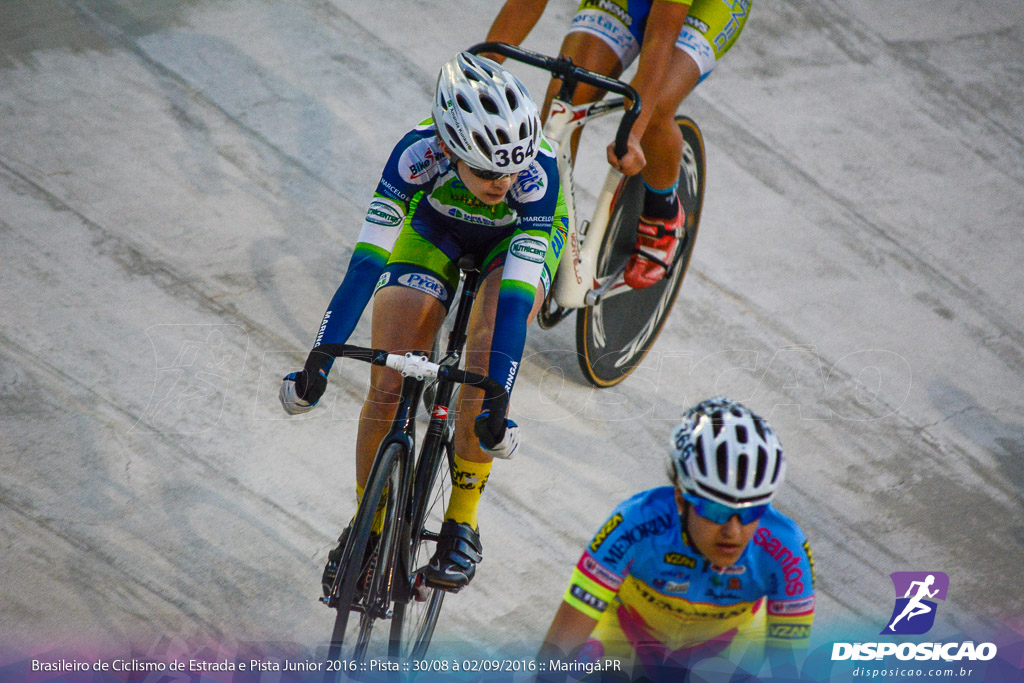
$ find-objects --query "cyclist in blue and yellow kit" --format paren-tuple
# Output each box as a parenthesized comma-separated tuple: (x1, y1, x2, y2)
(541, 397, 815, 679)
(487, 0, 751, 289)
(280, 52, 568, 592)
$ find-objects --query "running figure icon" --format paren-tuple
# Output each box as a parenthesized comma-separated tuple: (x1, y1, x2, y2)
(882, 571, 949, 635)
(888, 575, 939, 631)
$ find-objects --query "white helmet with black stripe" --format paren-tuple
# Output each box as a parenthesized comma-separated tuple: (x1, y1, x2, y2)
(670, 397, 786, 507)
(432, 52, 541, 174)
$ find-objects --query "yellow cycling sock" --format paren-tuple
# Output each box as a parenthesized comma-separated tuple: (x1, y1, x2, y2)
(444, 454, 492, 530)
(355, 482, 387, 535)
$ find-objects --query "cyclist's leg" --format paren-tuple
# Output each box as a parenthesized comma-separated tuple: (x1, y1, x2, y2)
(638, 50, 701, 191)
(355, 285, 446, 485)
(541, 25, 625, 159)
(424, 266, 544, 589)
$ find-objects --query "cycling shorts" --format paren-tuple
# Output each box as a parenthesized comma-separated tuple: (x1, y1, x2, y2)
(568, 0, 751, 79)
(376, 191, 566, 313)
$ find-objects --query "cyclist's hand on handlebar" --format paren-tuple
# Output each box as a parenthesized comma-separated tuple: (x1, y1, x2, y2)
(474, 412, 520, 460)
(607, 133, 646, 176)
(279, 369, 326, 415)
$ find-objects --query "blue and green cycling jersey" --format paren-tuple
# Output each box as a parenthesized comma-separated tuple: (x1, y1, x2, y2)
(313, 118, 568, 405)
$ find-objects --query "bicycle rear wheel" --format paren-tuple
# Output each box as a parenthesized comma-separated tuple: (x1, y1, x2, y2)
(327, 442, 404, 663)
(388, 435, 452, 659)
(576, 115, 705, 387)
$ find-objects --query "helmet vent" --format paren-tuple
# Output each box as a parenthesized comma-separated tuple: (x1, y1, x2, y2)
(444, 124, 461, 148)
(495, 128, 510, 144)
(736, 454, 749, 491)
(463, 68, 481, 82)
(479, 95, 500, 115)
(770, 449, 782, 483)
(519, 122, 528, 140)
(753, 417, 766, 441)
(735, 425, 748, 444)
(711, 411, 725, 437)
(716, 442, 729, 484)
(472, 132, 491, 157)
(754, 447, 768, 487)
(506, 87, 519, 110)
(485, 128, 498, 146)
(456, 94, 473, 113)
(694, 436, 708, 477)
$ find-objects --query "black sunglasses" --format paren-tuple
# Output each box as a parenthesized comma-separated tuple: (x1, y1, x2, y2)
(461, 161, 517, 182)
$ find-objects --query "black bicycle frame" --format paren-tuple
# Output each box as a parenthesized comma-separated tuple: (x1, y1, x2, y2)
(315, 262, 492, 612)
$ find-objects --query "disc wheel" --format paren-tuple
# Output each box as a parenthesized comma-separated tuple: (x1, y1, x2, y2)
(576, 116, 705, 387)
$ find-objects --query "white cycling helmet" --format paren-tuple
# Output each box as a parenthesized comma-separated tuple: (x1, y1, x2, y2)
(670, 397, 785, 507)
(432, 52, 541, 174)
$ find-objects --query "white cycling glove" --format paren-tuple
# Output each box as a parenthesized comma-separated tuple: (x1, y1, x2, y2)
(279, 372, 318, 415)
(474, 412, 519, 460)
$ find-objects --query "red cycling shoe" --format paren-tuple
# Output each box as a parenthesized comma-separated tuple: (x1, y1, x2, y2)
(624, 203, 686, 290)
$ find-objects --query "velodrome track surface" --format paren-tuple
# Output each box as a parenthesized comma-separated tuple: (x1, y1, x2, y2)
(2, 0, 1023, 667)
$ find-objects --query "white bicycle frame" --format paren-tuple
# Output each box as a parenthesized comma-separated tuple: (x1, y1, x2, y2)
(543, 96, 636, 309)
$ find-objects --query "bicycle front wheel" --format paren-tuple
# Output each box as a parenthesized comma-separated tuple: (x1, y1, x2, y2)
(389, 434, 452, 659)
(576, 116, 706, 387)
(327, 441, 404, 663)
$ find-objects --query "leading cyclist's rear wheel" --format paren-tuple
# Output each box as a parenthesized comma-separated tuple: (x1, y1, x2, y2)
(326, 442, 403, 664)
(576, 116, 705, 387)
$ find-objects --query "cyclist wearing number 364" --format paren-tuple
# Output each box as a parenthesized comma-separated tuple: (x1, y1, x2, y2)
(279, 52, 568, 592)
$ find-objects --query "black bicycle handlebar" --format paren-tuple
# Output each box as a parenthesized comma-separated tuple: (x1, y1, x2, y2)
(468, 41, 642, 160)
(311, 342, 509, 442)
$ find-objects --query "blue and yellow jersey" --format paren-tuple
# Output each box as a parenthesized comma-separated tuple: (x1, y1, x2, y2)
(563, 486, 815, 663)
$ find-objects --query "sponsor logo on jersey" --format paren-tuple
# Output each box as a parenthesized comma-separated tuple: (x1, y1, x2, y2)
(551, 216, 568, 260)
(685, 16, 710, 34)
(714, 0, 750, 51)
(509, 235, 547, 264)
(379, 177, 409, 201)
(580, 0, 633, 27)
(769, 624, 811, 641)
(504, 360, 519, 394)
(589, 513, 623, 552)
(510, 161, 547, 203)
(365, 199, 403, 227)
(603, 514, 675, 563)
(314, 311, 332, 346)
(665, 580, 690, 594)
(635, 582, 750, 619)
(728, 578, 742, 590)
(397, 272, 448, 302)
(768, 596, 815, 616)
(570, 584, 608, 612)
(753, 526, 808, 597)
(399, 140, 440, 184)
(664, 553, 697, 569)
(374, 272, 390, 292)
(580, 552, 623, 590)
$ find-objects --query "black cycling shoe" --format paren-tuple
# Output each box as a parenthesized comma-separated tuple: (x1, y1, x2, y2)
(423, 520, 482, 592)
(321, 527, 379, 599)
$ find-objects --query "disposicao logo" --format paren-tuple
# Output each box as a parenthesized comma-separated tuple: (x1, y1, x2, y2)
(831, 571, 997, 663)
(882, 571, 948, 635)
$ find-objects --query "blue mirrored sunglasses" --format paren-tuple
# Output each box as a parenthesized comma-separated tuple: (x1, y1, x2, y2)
(683, 493, 768, 525)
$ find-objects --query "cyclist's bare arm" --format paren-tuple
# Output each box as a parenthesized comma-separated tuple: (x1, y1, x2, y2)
(484, 0, 550, 61)
(607, 1, 691, 175)
(538, 600, 598, 661)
